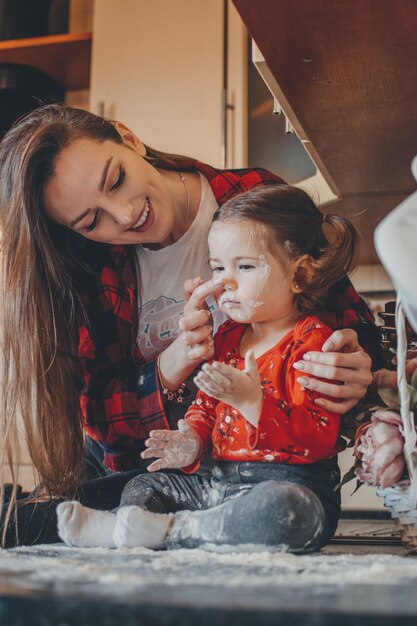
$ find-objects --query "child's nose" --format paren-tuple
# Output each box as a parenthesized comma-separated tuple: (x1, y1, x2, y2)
(224, 277, 237, 291)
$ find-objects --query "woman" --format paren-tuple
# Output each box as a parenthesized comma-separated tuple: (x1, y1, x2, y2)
(0, 104, 374, 547)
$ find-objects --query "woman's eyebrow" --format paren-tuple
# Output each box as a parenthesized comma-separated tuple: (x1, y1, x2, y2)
(68, 156, 114, 227)
(99, 156, 113, 192)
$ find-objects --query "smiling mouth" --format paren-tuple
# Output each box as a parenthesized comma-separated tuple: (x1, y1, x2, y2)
(130, 198, 150, 230)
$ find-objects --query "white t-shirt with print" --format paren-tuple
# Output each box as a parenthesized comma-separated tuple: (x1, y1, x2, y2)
(135, 174, 227, 362)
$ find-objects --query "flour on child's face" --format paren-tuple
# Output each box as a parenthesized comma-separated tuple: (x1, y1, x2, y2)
(246, 254, 270, 310)
(208, 220, 295, 325)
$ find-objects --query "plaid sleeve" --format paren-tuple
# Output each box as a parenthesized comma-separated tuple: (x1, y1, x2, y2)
(79, 251, 169, 472)
(80, 350, 167, 472)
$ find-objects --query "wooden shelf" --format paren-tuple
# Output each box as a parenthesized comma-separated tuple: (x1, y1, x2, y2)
(0, 32, 92, 90)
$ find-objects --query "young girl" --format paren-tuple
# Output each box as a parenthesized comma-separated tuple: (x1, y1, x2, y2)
(57, 183, 358, 553)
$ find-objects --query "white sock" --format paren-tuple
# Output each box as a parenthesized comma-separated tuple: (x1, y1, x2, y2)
(113, 505, 172, 549)
(57, 501, 117, 548)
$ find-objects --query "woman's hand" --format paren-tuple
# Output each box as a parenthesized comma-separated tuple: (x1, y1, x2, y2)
(194, 351, 263, 427)
(157, 276, 222, 391)
(372, 356, 417, 390)
(292, 329, 372, 414)
(141, 420, 203, 471)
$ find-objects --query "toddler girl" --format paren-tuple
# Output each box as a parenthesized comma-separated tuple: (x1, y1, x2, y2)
(57, 184, 358, 552)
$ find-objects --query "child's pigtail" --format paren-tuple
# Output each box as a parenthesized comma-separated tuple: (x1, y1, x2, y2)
(297, 214, 359, 313)
(317, 213, 359, 278)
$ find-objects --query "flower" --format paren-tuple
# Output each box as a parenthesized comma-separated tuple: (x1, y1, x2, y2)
(354, 409, 406, 489)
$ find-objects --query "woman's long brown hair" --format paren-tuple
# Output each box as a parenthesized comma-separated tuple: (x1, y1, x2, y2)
(0, 104, 195, 544)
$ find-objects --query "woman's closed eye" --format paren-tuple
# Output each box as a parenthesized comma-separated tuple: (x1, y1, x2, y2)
(85, 210, 101, 232)
(111, 165, 126, 191)
(211, 265, 224, 274)
(85, 166, 126, 231)
(239, 264, 255, 271)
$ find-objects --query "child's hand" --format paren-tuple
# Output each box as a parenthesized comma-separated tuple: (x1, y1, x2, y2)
(141, 420, 203, 472)
(194, 350, 263, 427)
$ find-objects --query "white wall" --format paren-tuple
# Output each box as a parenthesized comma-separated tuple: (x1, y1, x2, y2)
(90, 0, 225, 165)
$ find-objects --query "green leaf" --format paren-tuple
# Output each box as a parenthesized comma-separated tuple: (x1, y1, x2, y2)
(378, 387, 400, 409)
(339, 410, 369, 444)
(411, 368, 417, 390)
(350, 479, 364, 495)
(408, 385, 417, 410)
(408, 451, 417, 474)
(339, 465, 357, 490)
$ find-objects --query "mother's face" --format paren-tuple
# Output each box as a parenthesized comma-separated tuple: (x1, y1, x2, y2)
(43, 135, 177, 246)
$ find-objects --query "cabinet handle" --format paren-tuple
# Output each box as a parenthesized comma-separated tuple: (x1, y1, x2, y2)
(97, 101, 105, 117)
(285, 117, 294, 134)
(273, 98, 282, 115)
(221, 88, 227, 169)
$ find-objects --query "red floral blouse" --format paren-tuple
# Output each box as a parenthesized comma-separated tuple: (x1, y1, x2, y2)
(185, 316, 346, 466)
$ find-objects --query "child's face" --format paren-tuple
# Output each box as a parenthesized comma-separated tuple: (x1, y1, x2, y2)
(208, 220, 296, 325)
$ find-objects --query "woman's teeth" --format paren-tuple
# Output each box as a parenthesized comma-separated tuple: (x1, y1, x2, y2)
(132, 198, 150, 229)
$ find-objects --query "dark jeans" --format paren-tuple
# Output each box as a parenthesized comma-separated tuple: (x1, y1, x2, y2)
(1, 438, 146, 548)
(120, 458, 341, 552)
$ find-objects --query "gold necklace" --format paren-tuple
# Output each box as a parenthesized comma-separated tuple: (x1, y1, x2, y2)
(177, 171, 191, 233)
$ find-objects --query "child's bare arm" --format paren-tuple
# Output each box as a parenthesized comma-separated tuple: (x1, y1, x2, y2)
(141, 420, 203, 472)
(194, 350, 263, 427)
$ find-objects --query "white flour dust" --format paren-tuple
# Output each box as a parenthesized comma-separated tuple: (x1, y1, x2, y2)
(240, 253, 270, 312)
(2, 544, 417, 594)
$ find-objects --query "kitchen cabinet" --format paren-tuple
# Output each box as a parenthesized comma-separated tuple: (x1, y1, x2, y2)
(233, 0, 417, 263)
(90, 0, 247, 168)
(0, 2, 247, 166)
(251, 42, 338, 207)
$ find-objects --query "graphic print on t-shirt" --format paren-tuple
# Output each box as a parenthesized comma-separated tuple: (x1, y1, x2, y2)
(137, 296, 184, 361)
(137, 295, 227, 362)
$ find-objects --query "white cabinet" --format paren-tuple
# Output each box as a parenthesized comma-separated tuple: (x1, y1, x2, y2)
(90, 0, 247, 168)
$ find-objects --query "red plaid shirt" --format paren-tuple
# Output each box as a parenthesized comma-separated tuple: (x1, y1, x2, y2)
(78, 160, 377, 471)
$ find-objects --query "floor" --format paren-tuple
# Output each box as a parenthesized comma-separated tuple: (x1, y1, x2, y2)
(0, 517, 415, 626)
(333, 515, 402, 545)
